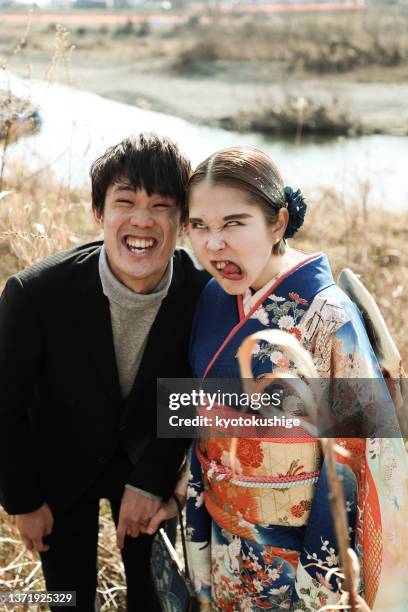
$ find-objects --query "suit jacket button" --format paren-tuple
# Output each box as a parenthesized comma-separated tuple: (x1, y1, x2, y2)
(119, 424, 126, 431)
(97, 456, 107, 464)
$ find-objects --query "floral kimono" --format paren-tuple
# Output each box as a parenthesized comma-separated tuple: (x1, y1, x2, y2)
(186, 251, 408, 611)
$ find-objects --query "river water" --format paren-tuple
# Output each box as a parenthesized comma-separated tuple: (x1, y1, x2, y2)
(2, 70, 408, 211)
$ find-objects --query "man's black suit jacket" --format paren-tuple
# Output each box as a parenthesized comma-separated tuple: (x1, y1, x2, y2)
(0, 241, 208, 515)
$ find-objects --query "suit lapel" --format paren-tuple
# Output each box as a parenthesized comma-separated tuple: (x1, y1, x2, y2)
(71, 248, 122, 408)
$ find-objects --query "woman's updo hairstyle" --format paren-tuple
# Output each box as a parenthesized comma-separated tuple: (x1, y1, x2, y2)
(187, 146, 306, 255)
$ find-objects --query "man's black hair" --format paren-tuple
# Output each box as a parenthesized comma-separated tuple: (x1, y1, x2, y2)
(90, 132, 191, 221)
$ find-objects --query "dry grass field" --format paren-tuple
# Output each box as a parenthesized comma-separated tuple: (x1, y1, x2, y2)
(1, 8, 407, 76)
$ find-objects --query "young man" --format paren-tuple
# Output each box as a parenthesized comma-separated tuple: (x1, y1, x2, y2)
(0, 133, 208, 611)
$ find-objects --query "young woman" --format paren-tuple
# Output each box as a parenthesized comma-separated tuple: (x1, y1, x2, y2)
(148, 146, 407, 611)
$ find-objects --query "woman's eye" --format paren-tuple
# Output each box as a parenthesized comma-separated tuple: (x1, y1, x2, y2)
(191, 222, 207, 230)
(116, 199, 133, 206)
(225, 220, 242, 227)
(153, 203, 171, 209)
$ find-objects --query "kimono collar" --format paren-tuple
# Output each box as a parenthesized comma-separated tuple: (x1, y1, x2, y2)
(243, 274, 281, 316)
(241, 251, 334, 317)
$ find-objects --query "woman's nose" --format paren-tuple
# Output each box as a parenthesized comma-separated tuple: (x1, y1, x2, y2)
(206, 230, 226, 251)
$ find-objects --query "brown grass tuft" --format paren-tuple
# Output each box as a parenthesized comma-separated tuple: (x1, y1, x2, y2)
(219, 94, 362, 137)
(0, 161, 98, 285)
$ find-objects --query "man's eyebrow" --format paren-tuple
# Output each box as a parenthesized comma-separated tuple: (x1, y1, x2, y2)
(112, 182, 135, 193)
(112, 184, 174, 201)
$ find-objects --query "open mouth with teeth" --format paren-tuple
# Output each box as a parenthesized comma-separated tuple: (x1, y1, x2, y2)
(124, 236, 157, 253)
(212, 259, 244, 281)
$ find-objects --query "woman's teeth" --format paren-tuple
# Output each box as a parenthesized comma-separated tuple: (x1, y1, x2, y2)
(213, 260, 243, 277)
(126, 237, 155, 251)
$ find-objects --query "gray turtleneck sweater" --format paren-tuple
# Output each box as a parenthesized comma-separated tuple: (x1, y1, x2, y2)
(99, 245, 172, 398)
(99, 245, 173, 499)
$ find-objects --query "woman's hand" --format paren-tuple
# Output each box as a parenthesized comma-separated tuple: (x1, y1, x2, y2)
(143, 493, 186, 535)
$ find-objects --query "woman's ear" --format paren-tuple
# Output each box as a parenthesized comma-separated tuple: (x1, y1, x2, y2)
(179, 220, 189, 236)
(272, 208, 289, 242)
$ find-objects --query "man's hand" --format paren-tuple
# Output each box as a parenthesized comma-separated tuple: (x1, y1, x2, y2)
(116, 488, 161, 549)
(15, 503, 54, 553)
(145, 493, 186, 535)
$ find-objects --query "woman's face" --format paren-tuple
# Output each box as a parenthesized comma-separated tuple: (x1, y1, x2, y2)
(188, 182, 282, 295)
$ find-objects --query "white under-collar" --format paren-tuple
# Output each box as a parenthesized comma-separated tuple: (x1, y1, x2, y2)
(242, 251, 312, 316)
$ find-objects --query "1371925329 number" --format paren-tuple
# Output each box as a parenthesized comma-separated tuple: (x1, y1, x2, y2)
(0, 591, 76, 606)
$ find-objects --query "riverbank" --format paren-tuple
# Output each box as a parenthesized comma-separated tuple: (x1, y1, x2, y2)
(48, 61, 408, 136)
(1, 9, 408, 137)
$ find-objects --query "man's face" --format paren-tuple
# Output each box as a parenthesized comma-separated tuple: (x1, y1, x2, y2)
(94, 180, 180, 293)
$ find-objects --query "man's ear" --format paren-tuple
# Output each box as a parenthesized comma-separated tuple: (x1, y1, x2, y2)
(92, 206, 103, 227)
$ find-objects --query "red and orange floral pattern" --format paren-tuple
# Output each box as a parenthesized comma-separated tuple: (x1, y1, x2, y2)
(236, 439, 264, 469)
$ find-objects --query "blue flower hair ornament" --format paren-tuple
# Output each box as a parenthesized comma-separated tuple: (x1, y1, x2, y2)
(283, 186, 307, 239)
